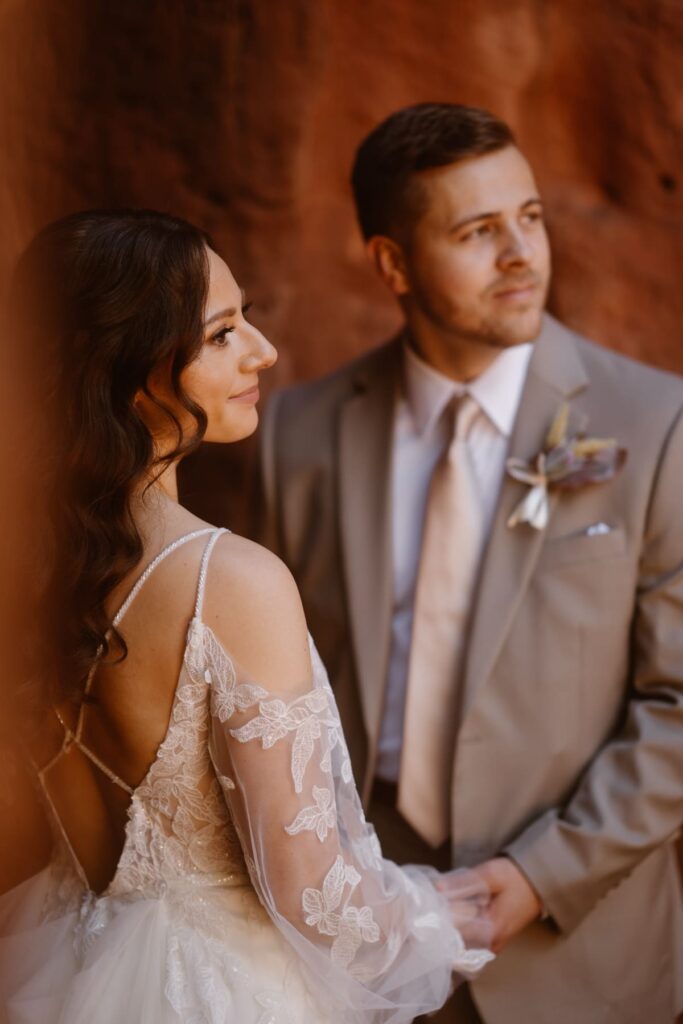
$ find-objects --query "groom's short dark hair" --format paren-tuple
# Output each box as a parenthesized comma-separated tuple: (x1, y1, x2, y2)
(351, 102, 515, 241)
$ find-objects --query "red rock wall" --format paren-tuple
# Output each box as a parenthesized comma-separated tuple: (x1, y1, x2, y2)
(1, 0, 681, 523)
(2, 1, 681, 369)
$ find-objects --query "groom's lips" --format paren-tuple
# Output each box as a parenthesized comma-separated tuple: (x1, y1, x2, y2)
(492, 278, 539, 301)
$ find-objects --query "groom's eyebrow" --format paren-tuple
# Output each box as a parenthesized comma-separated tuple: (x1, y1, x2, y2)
(451, 210, 498, 230)
(450, 196, 543, 232)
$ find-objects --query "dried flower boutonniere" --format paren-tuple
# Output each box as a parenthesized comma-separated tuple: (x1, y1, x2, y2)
(506, 403, 627, 530)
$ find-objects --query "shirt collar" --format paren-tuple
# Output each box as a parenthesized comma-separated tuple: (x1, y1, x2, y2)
(403, 339, 534, 438)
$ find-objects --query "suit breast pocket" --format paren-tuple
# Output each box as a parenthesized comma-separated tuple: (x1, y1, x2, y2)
(530, 523, 634, 756)
(538, 525, 627, 569)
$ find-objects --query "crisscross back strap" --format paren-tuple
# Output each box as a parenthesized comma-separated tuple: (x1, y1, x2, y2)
(46, 708, 135, 795)
(38, 526, 229, 889)
(194, 528, 228, 621)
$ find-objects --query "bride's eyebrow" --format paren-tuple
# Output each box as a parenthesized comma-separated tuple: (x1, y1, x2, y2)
(204, 291, 249, 327)
(204, 306, 236, 326)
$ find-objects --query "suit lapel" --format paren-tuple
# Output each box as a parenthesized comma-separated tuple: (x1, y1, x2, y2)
(461, 316, 590, 711)
(338, 342, 400, 761)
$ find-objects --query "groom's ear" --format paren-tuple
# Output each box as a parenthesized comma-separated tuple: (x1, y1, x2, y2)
(365, 236, 411, 296)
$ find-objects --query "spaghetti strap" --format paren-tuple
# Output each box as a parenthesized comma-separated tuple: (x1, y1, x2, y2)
(75, 528, 217, 711)
(73, 527, 218, 745)
(112, 528, 216, 629)
(194, 528, 228, 621)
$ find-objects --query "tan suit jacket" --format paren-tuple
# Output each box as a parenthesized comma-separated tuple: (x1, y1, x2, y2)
(256, 315, 683, 1023)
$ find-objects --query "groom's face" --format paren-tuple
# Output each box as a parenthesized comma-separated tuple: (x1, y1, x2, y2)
(399, 145, 551, 352)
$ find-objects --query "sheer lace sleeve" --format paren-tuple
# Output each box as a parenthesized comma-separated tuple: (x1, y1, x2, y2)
(196, 621, 493, 1022)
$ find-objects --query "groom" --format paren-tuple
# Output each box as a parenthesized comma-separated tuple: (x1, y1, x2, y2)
(255, 103, 683, 1022)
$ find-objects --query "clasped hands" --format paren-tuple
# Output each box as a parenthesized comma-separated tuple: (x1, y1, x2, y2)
(435, 857, 544, 955)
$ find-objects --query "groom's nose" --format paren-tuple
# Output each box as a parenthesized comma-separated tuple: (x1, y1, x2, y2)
(496, 223, 533, 270)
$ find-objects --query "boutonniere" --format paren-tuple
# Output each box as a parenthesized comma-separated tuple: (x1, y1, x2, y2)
(506, 403, 627, 530)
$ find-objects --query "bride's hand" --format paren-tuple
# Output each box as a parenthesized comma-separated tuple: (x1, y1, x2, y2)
(435, 868, 494, 950)
(464, 857, 543, 953)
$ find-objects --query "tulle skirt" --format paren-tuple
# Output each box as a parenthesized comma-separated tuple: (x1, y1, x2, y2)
(0, 868, 333, 1024)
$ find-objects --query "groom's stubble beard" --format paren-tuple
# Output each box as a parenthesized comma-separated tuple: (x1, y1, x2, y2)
(409, 267, 551, 354)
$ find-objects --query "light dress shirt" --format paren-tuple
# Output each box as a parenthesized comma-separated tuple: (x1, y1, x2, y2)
(375, 340, 534, 782)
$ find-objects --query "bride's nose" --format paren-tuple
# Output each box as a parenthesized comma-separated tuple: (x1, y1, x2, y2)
(241, 327, 278, 373)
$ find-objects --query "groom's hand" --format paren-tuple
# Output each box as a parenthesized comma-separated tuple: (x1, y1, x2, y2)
(471, 857, 543, 953)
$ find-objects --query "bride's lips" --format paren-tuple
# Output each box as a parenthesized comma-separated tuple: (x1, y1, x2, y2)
(229, 384, 260, 404)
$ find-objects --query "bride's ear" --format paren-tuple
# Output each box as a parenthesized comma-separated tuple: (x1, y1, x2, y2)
(132, 386, 155, 425)
(132, 361, 174, 437)
(365, 236, 411, 296)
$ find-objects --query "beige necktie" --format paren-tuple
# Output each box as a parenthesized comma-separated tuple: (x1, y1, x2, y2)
(398, 393, 484, 847)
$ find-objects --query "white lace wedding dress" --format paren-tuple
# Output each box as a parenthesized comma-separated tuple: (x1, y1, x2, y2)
(0, 528, 492, 1023)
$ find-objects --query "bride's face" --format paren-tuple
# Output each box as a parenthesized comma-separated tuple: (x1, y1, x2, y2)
(183, 248, 277, 443)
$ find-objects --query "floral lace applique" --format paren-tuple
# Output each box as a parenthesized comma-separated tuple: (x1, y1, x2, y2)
(107, 622, 248, 898)
(165, 927, 253, 1024)
(230, 690, 332, 793)
(210, 635, 385, 974)
(285, 786, 336, 842)
(318, 712, 353, 785)
(302, 855, 380, 971)
(192, 619, 269, 721)
(310, 643, 354, 785)
(74, 890, 114, 959)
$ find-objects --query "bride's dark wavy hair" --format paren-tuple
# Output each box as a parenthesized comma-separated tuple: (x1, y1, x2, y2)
(9, 209, 211, 707)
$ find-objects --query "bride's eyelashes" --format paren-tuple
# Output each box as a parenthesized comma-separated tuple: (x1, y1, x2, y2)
(210, 325, 235, 347)
(209, 302, 254, 347)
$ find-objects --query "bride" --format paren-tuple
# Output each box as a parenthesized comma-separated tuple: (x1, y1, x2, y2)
(0, 209, 492, 1023)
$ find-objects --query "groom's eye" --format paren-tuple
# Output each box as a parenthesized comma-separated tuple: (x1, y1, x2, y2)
(461, 223, 492, 242)
(521, 207, 543, 225)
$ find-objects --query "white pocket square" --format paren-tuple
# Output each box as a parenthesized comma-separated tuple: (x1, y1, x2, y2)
(584, 522, 613, 537)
